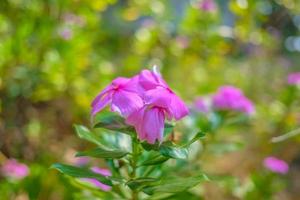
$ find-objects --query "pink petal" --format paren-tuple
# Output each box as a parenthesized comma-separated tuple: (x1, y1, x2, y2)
(91, 167, 112, 176)
(111, 77, 130, 87)
(144, 88, 172, 108)
(143, 107, 165, 144)
(138, 70, 168, 90)
(126, 107, 147, 140)
(122, 75, 145, 94)
(91, 92, 112, 116)
(169, 94, 189, 120)
(91, 85, 113, 107)
(111, 90, 144, 117)
(81, 178, 111, 191)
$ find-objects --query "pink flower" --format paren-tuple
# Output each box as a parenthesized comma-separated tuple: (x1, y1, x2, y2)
(287, 72, 300, 85)
(263, 157, 289, 174)
(62, 13, 85, 27)
(199, 0, 217, 12)
(74, 157, 90, 166)
(126, 69, 189, 144)
(92, 67, 189, 144)
(138, 69, 189, 120)
(91, 77, 143, 117)
(81, 167, 111, 191)
(194, 97, 209, 113)
(58, 27, 73, 40)
(1, 159, 29, 180)
(212, 86, 254, 115)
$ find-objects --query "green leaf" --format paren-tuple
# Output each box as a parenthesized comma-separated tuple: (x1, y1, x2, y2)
(143, 174, 208, 195)
(164, 123, 174, 136)
(141, 142, 160, 151)
(93, 112, 134, 135)
(74, 124, 103, 146)
(76, 147, 128, 159)
(159, 145, 188, 159)
(126, 177, 158, 190)
(50, 163, 112, 186)
(183, 131, 206, 147)
(139, 154, 169, 166)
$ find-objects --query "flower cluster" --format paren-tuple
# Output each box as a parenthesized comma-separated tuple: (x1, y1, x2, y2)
(212, 86, 254, 115)
(92, 68, 189, 144)
(1, 159, 29, 180)
(287, 72, 300, 85)
(263, 156, 289, 174)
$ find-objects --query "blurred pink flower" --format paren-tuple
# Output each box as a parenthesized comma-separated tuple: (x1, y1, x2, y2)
(287, 72, 300, 85)
(74, 157, 90, 166)
(194, 97, 209, 113)
(91, 77, 143, 117)
(62, 13, 85, 27)
(58, 27, 73, 40)
(1, 159, 29, 180)
(263, 156, 289, 174)
(199, 0, 217, 12)
(212, 86, 254, 115)
(81, 167, 112, 191)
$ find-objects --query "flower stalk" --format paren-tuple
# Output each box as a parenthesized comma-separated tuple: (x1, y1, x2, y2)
(131, 136, 140, 200)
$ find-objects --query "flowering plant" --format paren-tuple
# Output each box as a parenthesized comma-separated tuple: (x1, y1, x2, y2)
(51, 67, 208, 199)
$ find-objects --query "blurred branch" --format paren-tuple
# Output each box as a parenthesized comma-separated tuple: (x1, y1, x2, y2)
(271, 127, 300, 143)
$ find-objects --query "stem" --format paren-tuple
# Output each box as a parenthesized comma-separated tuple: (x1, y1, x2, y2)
(271, 127, 300, 143)
(131, 137, 139, 200)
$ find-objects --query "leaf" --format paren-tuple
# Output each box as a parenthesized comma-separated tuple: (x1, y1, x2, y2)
(93, 112, 134, 135)
(50, 163, 112, 186)
(126, 177, 158, 190)
(141, 142, 160, 151)
(76, 147, 128, 159)
(183, 131, 206, 147)
(159, 145, 188, 159)
(143, 174, 208, 195)
(139, 154, 169, 166)
(74, 124, 103, 146)
(164, 123, 174, 136)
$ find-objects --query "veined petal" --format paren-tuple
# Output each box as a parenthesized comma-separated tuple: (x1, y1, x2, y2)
(111, 77, 130, 86)
(122, 75, 144, 94)
(91, 85, 113, 107)
(91, 92, 112, 116)
(144, 88, 172, 108)
(126, 106, 147, 140)
(168, 93, 189, 120)
(111, 90, 144, 117)
(143, 107, 165, 144)
(139, 70, 168, 90)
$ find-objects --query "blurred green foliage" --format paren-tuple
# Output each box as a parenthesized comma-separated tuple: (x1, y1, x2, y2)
(1, 0, 300, 199)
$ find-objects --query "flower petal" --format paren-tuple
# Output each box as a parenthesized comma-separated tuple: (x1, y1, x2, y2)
(111, 90, 144, 117)
(144, 88, 172, 108)
(91, 92, 112, 116)
(91, 85, 113, 107)
(126, 106, 147, 140)
(138, 70, 168, 90)
(143, 107, 165, 144)
(169, 94, 189, 120)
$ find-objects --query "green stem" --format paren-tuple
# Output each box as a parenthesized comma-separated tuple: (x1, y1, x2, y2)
(131, 137, 139, 200)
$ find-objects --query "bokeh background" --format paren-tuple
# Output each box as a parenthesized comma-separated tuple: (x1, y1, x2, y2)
(1, 0, 300, 199)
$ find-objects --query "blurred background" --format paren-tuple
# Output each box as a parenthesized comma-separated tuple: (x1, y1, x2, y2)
(1, 0, 300, 199)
